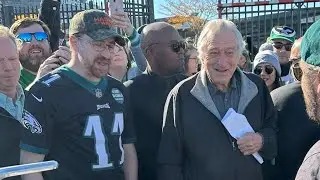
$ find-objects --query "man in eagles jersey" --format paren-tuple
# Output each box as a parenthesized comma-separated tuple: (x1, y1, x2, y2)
(19, 10, 137, 180)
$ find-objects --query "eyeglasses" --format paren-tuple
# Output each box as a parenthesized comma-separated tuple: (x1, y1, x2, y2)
(16, 32, 48, 43)
(254, 65, 274, 75)
(81, 38, 116, 52)
(169, 41, 186, 52)
(150, 41, 186, 53)
(272, 42, 293, 51)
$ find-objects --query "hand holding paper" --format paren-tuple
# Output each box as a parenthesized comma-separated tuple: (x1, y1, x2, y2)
(221, 108, 264, 164)
(237, 132, 263, 155)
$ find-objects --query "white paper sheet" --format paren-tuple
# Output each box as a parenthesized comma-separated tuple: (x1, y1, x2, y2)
(221, 108, 264, 164)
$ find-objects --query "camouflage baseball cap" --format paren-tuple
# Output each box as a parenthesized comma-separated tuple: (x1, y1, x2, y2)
(69, 9, 125, 46)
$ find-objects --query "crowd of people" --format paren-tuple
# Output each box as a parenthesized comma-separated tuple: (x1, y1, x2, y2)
(1, 1, 320, 180)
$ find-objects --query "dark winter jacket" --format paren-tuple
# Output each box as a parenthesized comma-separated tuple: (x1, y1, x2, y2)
(158, 69, 278, 180)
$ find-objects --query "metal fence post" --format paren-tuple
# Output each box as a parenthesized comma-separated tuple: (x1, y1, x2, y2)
(0, 4, 3, 25)
(217, 0, 222, 19)
(147, 0, 154, 23)
(296, 2, 304, 37)
(89, 1, 93, 9)
(2, 5, 14, 27)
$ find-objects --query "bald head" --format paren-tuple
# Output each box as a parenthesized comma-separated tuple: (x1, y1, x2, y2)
(140, 22, 181, 50)
(139, 22, 185, 76)
(290, 37, 303, 60)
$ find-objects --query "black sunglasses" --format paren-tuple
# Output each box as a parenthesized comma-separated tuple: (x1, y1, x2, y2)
(272, 42, 293, 51)
(150, 41, 186, 53)
(254, 65, 274, 75)
(169, 41, 186, 52)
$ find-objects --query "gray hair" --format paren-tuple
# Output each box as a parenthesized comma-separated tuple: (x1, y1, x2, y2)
(0, 25, 19, 47)
(197, 19, 245, 58)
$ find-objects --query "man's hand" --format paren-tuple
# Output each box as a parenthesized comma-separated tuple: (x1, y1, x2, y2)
(111, 12, 134, 36)
(52, 46, 71, 64)
(36, 46, 71, 79)
(237, 132, 263, 155)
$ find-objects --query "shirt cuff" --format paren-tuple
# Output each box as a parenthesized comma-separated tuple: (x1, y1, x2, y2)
(122, 138, 136, 144)
(20, 142, 49, 155)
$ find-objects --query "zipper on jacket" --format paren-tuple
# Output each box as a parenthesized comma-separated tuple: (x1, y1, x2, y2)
(228, 136, 236, 151)
(232, 140, 236, 151)
(222, 124, 237, 151)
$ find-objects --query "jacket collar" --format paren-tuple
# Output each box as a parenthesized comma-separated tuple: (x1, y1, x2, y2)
(0, 83, 25, 121)
(190, 68, 258, 120)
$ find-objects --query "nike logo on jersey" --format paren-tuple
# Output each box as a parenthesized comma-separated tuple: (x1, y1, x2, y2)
(31, 94, 43, 102)
(97, 103, 110, 110)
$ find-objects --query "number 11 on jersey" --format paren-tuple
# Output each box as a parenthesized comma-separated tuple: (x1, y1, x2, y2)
(84, 113, 124, 169)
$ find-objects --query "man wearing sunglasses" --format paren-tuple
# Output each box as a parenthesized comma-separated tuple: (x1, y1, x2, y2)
(158, 19, 277, 180)
(19, 10, 137, 180)
(124, 22, 186, 180)
(10, 18, 70, 89)
(269, 26, 296, 84)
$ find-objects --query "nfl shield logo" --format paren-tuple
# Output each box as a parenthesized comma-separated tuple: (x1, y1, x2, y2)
(95, 88, 103, 98)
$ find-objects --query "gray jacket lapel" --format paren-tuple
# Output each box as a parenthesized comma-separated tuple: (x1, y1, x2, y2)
(190, 69, 258, 119)
(190, 70, 221, 120)
(237, 69, 258, 114)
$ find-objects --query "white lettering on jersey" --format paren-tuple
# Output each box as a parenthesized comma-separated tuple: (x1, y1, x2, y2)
(112, 112, 124, 135)
(96, 103, 110, 111)
(111, 88, 124, 104)
(84, 115, 113, 169)
(41, 74, 61, 87)
(84, 113, 125, 170)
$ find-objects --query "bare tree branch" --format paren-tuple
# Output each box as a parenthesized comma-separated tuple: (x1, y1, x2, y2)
(158, 0, 218, 37)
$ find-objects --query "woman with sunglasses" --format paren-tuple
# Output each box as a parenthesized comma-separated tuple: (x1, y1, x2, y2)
(253, 50, 282, 92)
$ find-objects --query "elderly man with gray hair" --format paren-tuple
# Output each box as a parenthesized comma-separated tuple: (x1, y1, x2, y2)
(157, 19, 277, 180)
(0, 25, 24, 180)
